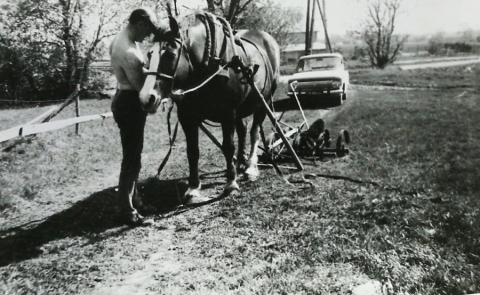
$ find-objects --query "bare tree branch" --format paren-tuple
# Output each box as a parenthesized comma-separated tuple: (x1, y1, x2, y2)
(361, 0, 408, 68)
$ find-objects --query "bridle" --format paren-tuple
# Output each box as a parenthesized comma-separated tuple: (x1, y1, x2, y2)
(145, 30, 231, 96)
(145, 34, 194, 94)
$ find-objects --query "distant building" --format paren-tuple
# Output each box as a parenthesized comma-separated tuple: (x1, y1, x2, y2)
(281, 30, 328, 64)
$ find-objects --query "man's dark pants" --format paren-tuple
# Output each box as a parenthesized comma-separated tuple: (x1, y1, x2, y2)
(111, 90, 147, 216)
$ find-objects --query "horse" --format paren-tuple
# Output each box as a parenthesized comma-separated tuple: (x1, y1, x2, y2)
(139, 13, 280, 202)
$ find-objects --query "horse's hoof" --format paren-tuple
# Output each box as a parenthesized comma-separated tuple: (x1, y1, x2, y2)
(236, 163, 247, 173)
(183, 186, 202, 204)
(135, 203, 157, 214)
(185, 195, 211, 205)
(245, 167, 259, 181)
(118, 212, 154, 227)
(224, 180, 240, 195)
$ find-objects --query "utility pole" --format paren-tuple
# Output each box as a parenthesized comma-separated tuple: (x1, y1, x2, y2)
(316, 0, 332, 52)
(305, 0, 311, 56)
(309, 0, 315, 54)
(322, 0, 327, 33)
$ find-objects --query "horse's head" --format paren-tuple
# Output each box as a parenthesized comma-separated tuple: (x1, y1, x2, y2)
(139, 16, 193, 112)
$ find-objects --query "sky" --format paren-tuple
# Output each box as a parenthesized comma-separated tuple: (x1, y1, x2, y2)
(177, 0, 480, 36)
(279, 0, 480, 36)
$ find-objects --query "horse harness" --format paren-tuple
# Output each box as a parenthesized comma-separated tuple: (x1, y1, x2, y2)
(148, 12, 271, 96)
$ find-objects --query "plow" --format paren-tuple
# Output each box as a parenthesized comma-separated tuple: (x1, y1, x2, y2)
(257, 84, 350, 170)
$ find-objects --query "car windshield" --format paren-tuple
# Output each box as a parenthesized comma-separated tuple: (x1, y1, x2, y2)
(297, 56, 342, 72)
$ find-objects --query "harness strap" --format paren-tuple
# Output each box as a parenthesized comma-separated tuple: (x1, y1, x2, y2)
(217, 17, 237, 57)
(237, 37, 271, 94)
(198, 14, 211, 68)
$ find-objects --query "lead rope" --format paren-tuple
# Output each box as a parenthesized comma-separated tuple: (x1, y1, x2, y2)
(156, 102, 179, 178)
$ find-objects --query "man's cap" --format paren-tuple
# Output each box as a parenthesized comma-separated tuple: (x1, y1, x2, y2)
(128, 7, 158, 31)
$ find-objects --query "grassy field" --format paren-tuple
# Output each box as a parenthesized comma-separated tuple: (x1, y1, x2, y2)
(0, 65, 479, 294)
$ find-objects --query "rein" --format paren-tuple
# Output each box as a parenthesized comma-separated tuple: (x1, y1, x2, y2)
(155, 102, 179, 178)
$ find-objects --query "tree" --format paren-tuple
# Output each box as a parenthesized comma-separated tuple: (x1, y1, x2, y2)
(0, 0, 145, 101)
(461, 28, 474, 43)
(235, 0, 302, 48)
(428, 32, 444, 55)
(207, 0, 225, 17)
(0, 0, 65, 101)
(203, 0, 301, 49)
(225, 0, 252, 25)
(361, 0, 408, 69)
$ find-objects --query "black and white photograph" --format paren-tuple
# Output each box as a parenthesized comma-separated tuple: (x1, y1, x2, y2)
(1, 0, 479, 294)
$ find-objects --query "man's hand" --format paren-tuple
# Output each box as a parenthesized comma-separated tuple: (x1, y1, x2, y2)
(160, 98, 172, 112)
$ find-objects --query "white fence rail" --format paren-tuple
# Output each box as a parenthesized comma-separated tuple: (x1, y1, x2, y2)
(0, 87, 113, 144)
(0, 112, 112, 143)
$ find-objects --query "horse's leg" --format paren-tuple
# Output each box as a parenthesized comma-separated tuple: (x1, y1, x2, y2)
(179, 113, 202, 200)
(235, 118, 248, 173)
(222, 120, 240, 194)
(245, 109, 266, 181)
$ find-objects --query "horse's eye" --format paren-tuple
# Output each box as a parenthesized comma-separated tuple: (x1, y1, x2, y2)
(164, 50, 177, 58)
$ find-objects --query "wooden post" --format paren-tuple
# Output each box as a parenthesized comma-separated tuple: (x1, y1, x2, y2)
(199, 123, 223, 150)
(316, 0, 332, 53)
(42, 87, 83, 123)
(75, 84, 80, 135)
(309, 0, 315, 54)
(305, 0, 311, 56)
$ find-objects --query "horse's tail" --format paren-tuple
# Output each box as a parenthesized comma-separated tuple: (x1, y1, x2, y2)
(259, 32, 280, 87)
(266, 33, 280, 97)
(263, 32, 280, 100)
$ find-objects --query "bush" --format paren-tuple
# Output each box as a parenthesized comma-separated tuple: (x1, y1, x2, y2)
(444, 42, 473, 54)
(280, 65, 296, 75)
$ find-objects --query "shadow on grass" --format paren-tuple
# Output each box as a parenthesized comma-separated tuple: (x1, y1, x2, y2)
(142, 170, 231, 212)
(273, 97, 340, 112)
(0, 172, 228, 267)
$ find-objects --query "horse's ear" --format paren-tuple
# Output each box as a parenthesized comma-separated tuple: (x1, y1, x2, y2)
(168, 16, 180, 37)
(166, 2, 173, 17)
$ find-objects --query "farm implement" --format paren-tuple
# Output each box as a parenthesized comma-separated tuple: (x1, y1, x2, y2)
(257, 86, 350, 169)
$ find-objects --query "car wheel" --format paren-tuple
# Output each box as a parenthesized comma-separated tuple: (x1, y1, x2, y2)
(289, 95, 300, 107)
(332, 94, 342, 106)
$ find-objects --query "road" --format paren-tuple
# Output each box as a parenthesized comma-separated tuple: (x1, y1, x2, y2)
(397, 57, 480, 70)
(280, 56, 480, 82)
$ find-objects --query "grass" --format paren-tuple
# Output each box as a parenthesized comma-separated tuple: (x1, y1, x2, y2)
(349, 65, 478, 88)
(0, 69, 479, 294)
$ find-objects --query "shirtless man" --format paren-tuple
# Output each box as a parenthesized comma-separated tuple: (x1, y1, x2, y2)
(109, 7, 162, 226)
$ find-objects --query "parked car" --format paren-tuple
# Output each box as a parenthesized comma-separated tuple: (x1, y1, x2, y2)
(287, 53, 349, 107)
